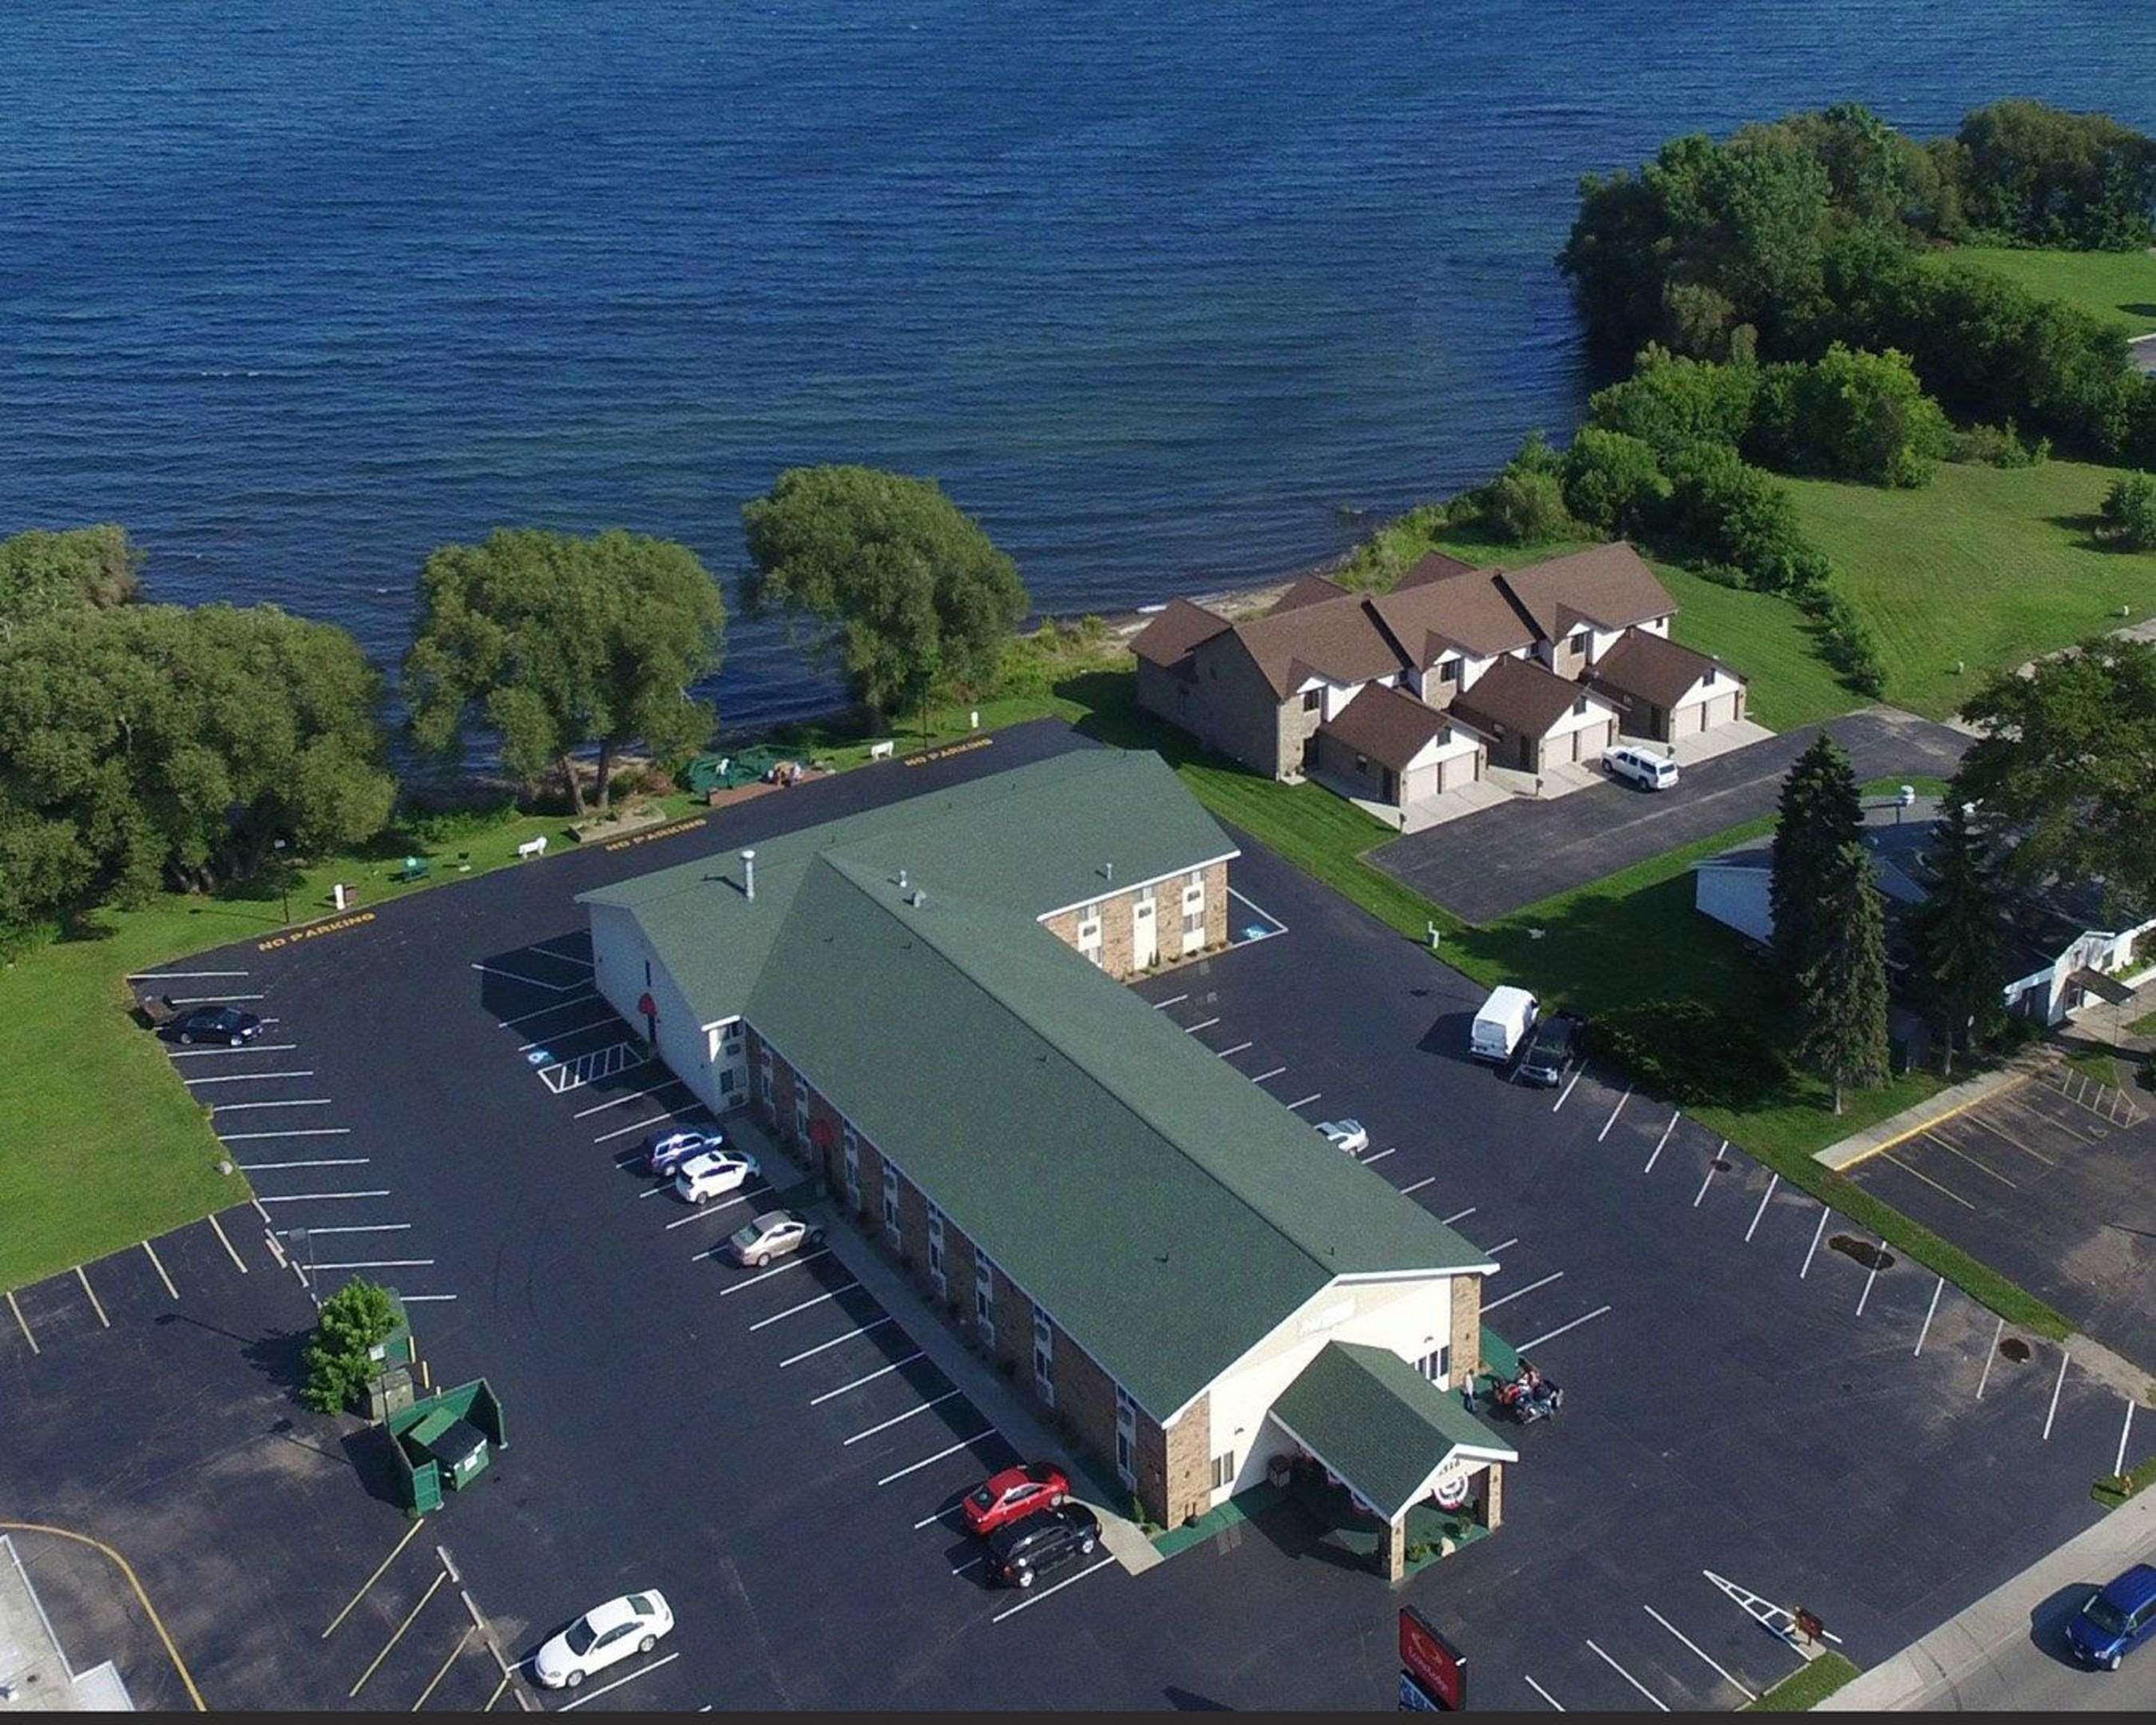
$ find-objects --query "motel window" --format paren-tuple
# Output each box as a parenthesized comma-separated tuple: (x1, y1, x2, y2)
(1181, 910, 1203, 936)
(842, 1127, 860, 1205)
(1033, 1309, 1056, 1408)
(794, 1086, 811, 1143)
(975, 1258, 997, 1348)
(1302, 688, 1321, 712)
(882, 1163, 901, 1245)
(1416, 1346, 1449, 1383)
(1567, 630, 1589, 655)
(719, 1068, 736, 1095)
(1115, 1388, 1136, 1486)
(1210, 1451, 1235, 1491)
(1703, 666, 1718, 686)
(927, 1205, 946, 1294)
(1439, 659, 1460, 684)
(758, 1046, 773, 1102)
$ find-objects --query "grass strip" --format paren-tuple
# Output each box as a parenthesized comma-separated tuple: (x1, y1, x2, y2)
(1743, 1652, 1862, 1712)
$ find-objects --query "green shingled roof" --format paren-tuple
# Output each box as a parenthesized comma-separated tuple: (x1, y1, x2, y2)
(579, 749, 1492, 1419)
(1269, 1342, 1517, 1521)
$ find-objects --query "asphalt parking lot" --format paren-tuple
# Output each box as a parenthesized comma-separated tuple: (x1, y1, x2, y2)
(12, 717, 2142, 1711)
(1848, 1067, 2156, 1374)
(1369, 708, 1970, 922)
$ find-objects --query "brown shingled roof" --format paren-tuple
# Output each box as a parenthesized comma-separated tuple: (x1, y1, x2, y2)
(1267, 573, 1352, 615)
(1586, 628, 1742, 711)
(1395, 550, 1480, 591)
(1224, 592, 1407, 698)
(1449, 655, 1617, 741)
(1130, 597, 1231, 668)
(1318, 684, 1458, 773)
(1369, 569, 1538, 666)
(1499, 543, 1673, 640)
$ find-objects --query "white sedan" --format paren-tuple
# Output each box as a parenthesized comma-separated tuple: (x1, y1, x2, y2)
(533, 1590, 673, 1690)
(1318, 1119, 1369, 1155)
(673, 1148, 759, 1205)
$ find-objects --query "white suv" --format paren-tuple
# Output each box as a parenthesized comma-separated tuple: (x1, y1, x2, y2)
(1605, 744, 1678, 791)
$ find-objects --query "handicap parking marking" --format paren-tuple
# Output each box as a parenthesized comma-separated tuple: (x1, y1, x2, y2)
(1227, 886, 1288, 943)
(554, 1649, 680, 1712)
(1583, 1638, 1669, 1712)
(987, 1554, 1117, 1622)
(549, 1047, 658, 1100)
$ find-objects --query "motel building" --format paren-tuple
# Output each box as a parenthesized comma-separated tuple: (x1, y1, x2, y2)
(579, 749, 1517, 1580)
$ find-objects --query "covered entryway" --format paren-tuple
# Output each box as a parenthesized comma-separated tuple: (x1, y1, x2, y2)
(1267, 1342, 1517, 1583)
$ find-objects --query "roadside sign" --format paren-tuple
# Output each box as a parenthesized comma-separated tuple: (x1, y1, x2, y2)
(1399, 1607, 1464, 1710)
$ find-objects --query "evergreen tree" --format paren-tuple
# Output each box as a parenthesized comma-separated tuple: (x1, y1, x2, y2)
(1904, 799, 2006, 1075)
(1770, 734, 1862, 976)
(1795, 842, 1892, 1113)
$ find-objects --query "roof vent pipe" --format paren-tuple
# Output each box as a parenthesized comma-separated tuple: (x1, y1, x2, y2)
(1103, 861, 1115, 884)
(898, 868, 909, 890)
(741, 848, 756, 901)
(910, 888, 927, 909)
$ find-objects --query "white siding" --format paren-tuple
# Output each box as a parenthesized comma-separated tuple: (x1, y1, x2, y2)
(588, 903, 736, 1116)
(1694, 865, 1775, 946)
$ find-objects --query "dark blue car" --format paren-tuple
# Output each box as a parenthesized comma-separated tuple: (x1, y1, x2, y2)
(162, 1004, 263, 1047)
(2068, 1563, 2156, 1670)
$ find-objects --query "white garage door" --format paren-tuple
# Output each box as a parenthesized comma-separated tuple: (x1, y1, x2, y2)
(1571, 721, 1611, 763)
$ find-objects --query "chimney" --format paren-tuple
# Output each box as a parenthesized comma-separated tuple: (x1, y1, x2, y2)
(740, 848, 756, 901)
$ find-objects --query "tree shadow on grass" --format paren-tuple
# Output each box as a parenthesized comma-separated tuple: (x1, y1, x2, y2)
(2119, 302, 2156, 320)
(2043, 511, 2129, 553)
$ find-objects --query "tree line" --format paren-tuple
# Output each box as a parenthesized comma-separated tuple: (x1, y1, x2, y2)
(0, 468, 1029, 943)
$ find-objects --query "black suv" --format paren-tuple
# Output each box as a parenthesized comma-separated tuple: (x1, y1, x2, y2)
(984, 1502, 1101, 1589)
(1517, 1010, 1583, 1088)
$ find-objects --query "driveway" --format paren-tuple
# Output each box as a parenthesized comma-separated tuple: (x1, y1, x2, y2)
(1370, 708, 1972, 922)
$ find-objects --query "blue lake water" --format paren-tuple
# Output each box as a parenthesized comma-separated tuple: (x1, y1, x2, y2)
(3, 2, 2152, 731)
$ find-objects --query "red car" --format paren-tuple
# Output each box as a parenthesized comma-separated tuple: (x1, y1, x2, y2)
(961, 1462, 1071, 1536)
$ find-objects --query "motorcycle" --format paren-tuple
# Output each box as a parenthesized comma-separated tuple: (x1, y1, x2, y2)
(1490, 1363, 1563, 1423)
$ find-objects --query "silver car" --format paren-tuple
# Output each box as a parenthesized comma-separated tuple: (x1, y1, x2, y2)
(726, 1210, 825, 1268)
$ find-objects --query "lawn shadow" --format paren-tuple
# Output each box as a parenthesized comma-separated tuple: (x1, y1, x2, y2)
(2119, 302, 2156, 320)
(2043, 511, 2122, 553)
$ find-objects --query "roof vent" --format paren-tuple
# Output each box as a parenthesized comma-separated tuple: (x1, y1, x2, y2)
(740, 848, 756, 901)
(898, 868, 909, 890)
(910, 888, 928, 909)
(1102, 860, 1115, 884)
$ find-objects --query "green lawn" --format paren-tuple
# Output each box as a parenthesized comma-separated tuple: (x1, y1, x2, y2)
(1744, 1652, 1862, 1712)
(1949, 243, 2156, 336)
(1788, 459, 2156, 721)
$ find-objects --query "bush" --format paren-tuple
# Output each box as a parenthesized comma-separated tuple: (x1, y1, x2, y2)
(1797, 584, 1888, 696)
(1478, 466, 1571, 544)
(1747, 344, 1950, 487)
(1586, 347, 1761, 457)
(300, 1280, 398, 1414)
(2098, 472, 2156, 550)
(1560, 428, 1671, 535)
(1659, 442, 1811, 589)
(1945, 419, 2048, 468)
(1592, 999, 1785, 1109)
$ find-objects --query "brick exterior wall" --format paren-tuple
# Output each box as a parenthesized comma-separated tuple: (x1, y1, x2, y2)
(1050, 1332, 1120, 1485)
(1482, 1460, 1504, 1530)
(895, 1176, 931, 1277)
(1038, 865, 1229, 980)
(1173, 632, 1300, 779)
(1160, 1396, 1212, 1527)
(1449, 1272, 1482, 1387)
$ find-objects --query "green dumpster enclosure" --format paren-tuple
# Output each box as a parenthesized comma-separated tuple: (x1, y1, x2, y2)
(386, 1379, 505, 1515)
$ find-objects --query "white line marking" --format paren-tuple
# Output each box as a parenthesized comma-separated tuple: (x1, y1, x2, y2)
(1642, 1605, 1755, 1701)
(212, 1097, 333, 1112)
(236, 1157, 370, 1170)
(167, 992, 267, 1003)
(1855, 1238, 1885, 1316)
(1522, 1675, 1565, 1712)
(257, 1190, 392, 1203)
(141, 1240, 180, 1300)
(571, 1077, 685, 1119)
(313, 1259, 435, 1271)
(279, 1223, 409, 1236)
(1361, 1147, 1397, 1166)
(1216, 1041, 1253, 1058)
(1692, 1140, 1729, 1208)
(1552, 1071, 1583, 1112)
(1398, 1176, 1435, 1196)
(809, 1351, 928, 1405)
(781, 1317, 899, 1368)
(1914, 1276, 1944, 1356)
(716, 1250, 831, 1292)
(2118, 1400, 2137, 1479)
(1484, 1271, 1562, 1312)
(883, 1435, 996, 1488)
(1250, 1066, 1288, 1083)
(2043, 1350, 2071, 1440)
(1643, 1113, 1678, 1173)
(594, 1112, 692, 1145)
(989, 1555, 1116, 1622)
(181, 1069, 314, 1084)
(468, 962, 579, 994)
(400, 1293, 459, 1303)
(74, 1265, 109, 1327)
(1284, 1092, 1320, 1110)
(205, 1213, 247, 1272)
(1976, 1316, 2004, 1399)
(747, 1286, 861, 1330)
(169, 1043, 297, 1056)
(1440, 1206, 1475, 1226)
(1487, 1236, 1520, 1254)
(1151, 994, 1188, 1010)
(555, 1651, 680, 1712)
(1184, 1016, 1220, 1033)
(1517, 1305, 1611, 1354)
(843, 1389, 965, 1446)
(1585, 1639, 1668, 1712)
(496, 992, 601, 1030)
(1744, 1174, 1779, 1243)
(221, 1128, 353, 1140)
(663, 1196, 752, 1229)
(1879, 1150, 1977, 1209)
(526, 946, 594, 970)
(915, 1501, 968, 1530)
(129, 970, 249, 979)
(1596, 1087, 1632, 1142)
(1800, 1208, 1830, 1279)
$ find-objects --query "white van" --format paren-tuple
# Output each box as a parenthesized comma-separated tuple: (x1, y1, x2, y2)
(1605, 743, 1678, 792)
(1470, 985, 1538, 1064)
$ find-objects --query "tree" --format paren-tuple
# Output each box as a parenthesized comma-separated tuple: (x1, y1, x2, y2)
(403, 529, 726, 814)
(0, 603, 395, 930)
(1770, 734, 1863, 978)
(1954, 636, 2156, 910)
(741, 466, 1029, 729)
(0, 525, 142, 634)
(1559, 428, 1670, 536)
(1658, 441, 1809, 588)
(1586, 346, 1760, 458)
(1794, 841, 1892, 1113)
(1747, 344, 1951, 487)
(1955, 100, 2156, 249)
(301, 1280, 399, 1414)
(1904, 797, 2005, 1075)
(2098, 471, 2156, 550)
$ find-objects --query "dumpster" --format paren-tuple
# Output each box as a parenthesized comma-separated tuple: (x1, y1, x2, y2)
(386, 1378, 505, 1515)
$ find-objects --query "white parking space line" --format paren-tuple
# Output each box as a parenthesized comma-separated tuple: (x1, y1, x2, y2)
(167, 992, 267, 1003)
(1642, 1605, 1755, 1702)
(2043, 1350, 2071, 1440)
(258, 1190, 393, 1203)
(1486, 1236, 1520, 1254)
(74, 1266, 109, 1327)
(1361, 1147, 1397, 1166)
(169, 1043, 297, 1056)
(914, 1498, 968, 1529)
(1976, 1316, 2005, 1399)
(988, 1555, 1116, 1622)
(1855, 1238, 1885, 1316)
(1216, 1041, 1253, 1058)
(716, 1251, 832, 1292)
(129, 970, 249, 980)
(1596, 1087, 1632, 1142)
(1552, 1071, 1583, 1112)
(1284, 1092, 1321, 1111)
(884, 1433, 997, 1488)
(204, 1213, 248, 1272)
(1521, 1675, 1566, 1711)
(555, 1651, 680, 1712)
(141, 1241, 180, 1300)
(2118, 1401, 2137, 1478)
(222, 1128, 353, 1141)
(281, 1223, 409, 1236)
(1914, 1276, 1945, 1355)
(1184, 1016, 1221, 1033)
(236, 1158, 370, 1171)
(528, 940, 595, 967)
(469, 962, 580, 994)
(212, 1098, 333, 1112)
(782, 1317, 899, 1369)
(843, 1389, 964, 1446)
(747, 1286, 862, 1330)
(1251, 1066, 1288, 1083)
(809, 1352, 928, 1405)
(1585, 1639, 1668, 1712)
(496, 993, 601, 1031)
(1643, 1113, 1678, 1174)
(594, 1112, 692, 1145)
(314, 1259, 436, 1271)
(1744, 1174, 1779, 1243)
(1691, 1154, 1720, 1208)
(1878, 1149, 1976, 1208)
(572, 1078, 685, 1119)
(401, 1293, 458, 1303)
(1484, 1271, 1562, 1312)
(663, 1196, 752, 1229)
(182, 1069, 314, 1085)
(516, 1011, 617, 1052)
(1440, 1206, 1475, 1226)
(1800, 1208, 1830, 1278)
(1151, 994, 1188, 1011)
(1398, 1177, 1435, 1196)
(1517, 1305, 1611, 1354)
(1922, 1132, 2020, 1190)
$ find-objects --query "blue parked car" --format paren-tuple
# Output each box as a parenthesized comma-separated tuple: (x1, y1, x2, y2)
(2068, 1563, 2156, 1670)
(642, 1126, 724, 1178)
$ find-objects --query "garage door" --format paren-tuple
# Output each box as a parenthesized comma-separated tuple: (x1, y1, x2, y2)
(1684, 693, 1737, 733)
(1571, 721, 1611, 763)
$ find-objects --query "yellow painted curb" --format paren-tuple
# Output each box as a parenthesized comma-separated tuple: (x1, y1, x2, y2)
(0, 1521, 206, 1711)
(1830, 1073, 2032, 1172)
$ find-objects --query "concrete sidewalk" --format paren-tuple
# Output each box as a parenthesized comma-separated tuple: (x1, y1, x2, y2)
(1812, 1056, 2045, 1171)
(1820, 1488, 2156, 1709)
